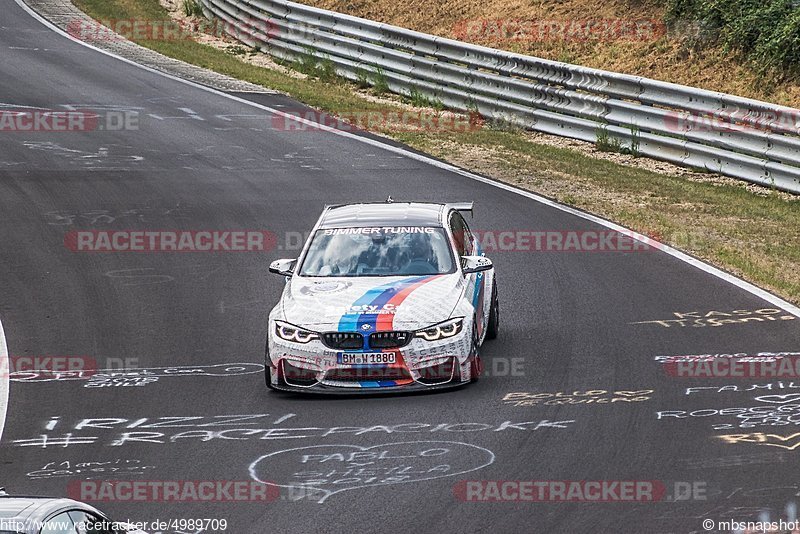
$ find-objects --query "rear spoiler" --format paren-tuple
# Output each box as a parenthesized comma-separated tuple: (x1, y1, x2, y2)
(450, 202, 474, 218)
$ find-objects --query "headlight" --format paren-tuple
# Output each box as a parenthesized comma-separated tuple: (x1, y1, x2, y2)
(274, 321, 319, 343)
(415, 318, 464, 341)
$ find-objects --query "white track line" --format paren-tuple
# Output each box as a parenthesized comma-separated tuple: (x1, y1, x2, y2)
(13, 0, 800, 320)
(0, 318, 9, 443)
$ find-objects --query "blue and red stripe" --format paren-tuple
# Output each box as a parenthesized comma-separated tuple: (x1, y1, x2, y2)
(338, 275, 440, 337)
(336, 275, 441, 387)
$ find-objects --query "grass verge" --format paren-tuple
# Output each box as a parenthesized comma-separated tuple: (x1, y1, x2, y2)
(73, 0, 800, 305)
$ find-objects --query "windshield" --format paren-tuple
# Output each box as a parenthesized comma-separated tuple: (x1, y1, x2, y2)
(299, 226, 455, 277)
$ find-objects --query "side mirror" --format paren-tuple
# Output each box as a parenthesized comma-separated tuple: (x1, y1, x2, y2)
(269, 258, 297, 276)
(461, 255, 493, 274)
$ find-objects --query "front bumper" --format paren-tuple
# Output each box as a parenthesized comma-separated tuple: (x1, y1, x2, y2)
(267, 324, 474, 393)
(267, 375, 468, 394)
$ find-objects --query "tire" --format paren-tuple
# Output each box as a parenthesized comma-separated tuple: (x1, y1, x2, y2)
(265, 338, 275, 389)
(469, 319, 483, 382)
(266, 366, 275, 389)
(485, 280, 499, 340)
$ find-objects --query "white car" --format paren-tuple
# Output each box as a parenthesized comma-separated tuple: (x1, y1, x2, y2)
(266, 201, 499, 393)
(0, 493, 146, 533)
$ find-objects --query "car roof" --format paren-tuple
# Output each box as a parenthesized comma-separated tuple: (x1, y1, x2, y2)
(319, 202, 455, 228)
(0, 497, 37, 518)
(0, 496, 101, 521)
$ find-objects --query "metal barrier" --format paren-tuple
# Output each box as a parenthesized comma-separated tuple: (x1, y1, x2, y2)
(199, 0, 800, 193)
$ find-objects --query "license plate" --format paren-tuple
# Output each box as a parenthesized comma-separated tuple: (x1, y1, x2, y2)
(337, 352, 396, 365)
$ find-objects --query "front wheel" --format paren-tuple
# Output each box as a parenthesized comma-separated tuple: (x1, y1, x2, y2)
(265, 366, 274, 389)
(469, 319, 483, 382)
(485, 280, 499, 340)
(265, 338, 275, 389)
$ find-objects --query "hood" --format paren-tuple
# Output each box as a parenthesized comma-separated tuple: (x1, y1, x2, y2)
(281, 274, 465, 330)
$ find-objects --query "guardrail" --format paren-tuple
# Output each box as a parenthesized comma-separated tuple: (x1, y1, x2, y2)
(198, 0, 800, 193)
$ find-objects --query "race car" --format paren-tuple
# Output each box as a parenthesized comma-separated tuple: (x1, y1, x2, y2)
(0, 491, 147, 533)
(265, 200, 499, 393)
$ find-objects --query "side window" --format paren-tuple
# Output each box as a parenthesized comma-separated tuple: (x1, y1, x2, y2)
(40, 512, 76, 534)
(70, 511, 116, 534)
(449, 211, 474, 257)
(462, 217, 475, 255)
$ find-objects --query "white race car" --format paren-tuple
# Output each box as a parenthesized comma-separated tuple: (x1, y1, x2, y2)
(265, 201, 499, 393)
(0, 492, 148, 533)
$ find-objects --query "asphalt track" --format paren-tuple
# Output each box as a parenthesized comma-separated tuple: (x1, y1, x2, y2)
(1, 2, 800, 532)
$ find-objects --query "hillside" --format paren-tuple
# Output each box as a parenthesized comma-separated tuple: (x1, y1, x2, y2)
(303, 0, 800, 108)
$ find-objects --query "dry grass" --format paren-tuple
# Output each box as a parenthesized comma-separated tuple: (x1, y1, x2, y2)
(305, 0, 800, 108)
